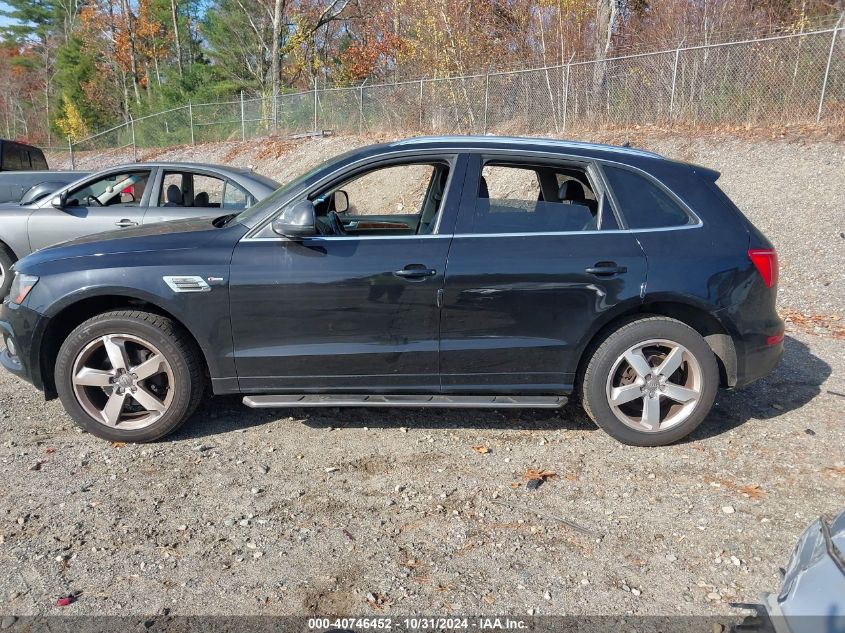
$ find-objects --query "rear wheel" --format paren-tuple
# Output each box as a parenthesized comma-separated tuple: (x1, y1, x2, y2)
(581, 316, 719, 446)
(55, 310, 204, 442)
(0, 245, 14, 300)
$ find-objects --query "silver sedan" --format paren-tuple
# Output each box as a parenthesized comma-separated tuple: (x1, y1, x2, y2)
(0, 162, 279, 297)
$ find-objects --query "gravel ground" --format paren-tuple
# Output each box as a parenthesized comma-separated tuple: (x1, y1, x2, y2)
(6, 132, 839, 618)
(1, 325, 843, 617)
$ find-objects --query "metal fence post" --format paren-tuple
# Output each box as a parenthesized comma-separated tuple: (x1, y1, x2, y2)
(272, 93, 278, 133)
(68, 136, 75, 170)
(482, 73, 490, 134)
(419, 79, 424, 131)
(130, 116, 137, 162)
(562, 54, 573, 132)
(359, 85, 364, 134)
(670, 45, 682, 117)
(313, 85, 318, 131)
(240, 91, 246, 140)
(188, 102, 195, 145)
(817, 15, 844, 122)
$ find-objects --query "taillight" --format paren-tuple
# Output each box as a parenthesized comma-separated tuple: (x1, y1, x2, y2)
(748, 248, 778, 288)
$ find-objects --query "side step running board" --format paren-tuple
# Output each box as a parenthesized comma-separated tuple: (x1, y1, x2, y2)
(243, 394, 567, 409)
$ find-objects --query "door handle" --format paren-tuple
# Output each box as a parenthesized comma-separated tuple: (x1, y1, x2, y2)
(115, 219, 139, 228)
(585, 261, 627, 276)
(394, 265, 437, 279)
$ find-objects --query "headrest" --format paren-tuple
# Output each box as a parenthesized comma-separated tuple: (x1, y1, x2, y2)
(194, 191, 209, 207)
(558, 179, 585, 202)
(166, 184, 183, 205)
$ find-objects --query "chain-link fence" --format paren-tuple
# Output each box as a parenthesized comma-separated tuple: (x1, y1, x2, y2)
(66, 25, 844, 166)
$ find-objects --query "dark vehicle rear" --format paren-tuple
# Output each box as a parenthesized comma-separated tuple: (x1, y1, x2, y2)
(0, 140, 87, 204)
(0, 140, 48, 172)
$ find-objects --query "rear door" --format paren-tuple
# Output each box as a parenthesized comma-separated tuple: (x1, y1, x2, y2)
(439, 153, 647, 394)
(27, 168, 154, 252)
(143, 169, 254, 224)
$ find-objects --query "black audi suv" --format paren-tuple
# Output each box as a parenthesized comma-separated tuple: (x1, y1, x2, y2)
(0, 136, 783, 446)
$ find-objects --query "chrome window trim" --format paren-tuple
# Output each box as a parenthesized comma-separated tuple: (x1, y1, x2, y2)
(241, 146, 702, 241)
(240, 222, 703, 243)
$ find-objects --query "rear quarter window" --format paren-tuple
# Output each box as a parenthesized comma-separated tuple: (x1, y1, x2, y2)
(30, 149, 48, 170)
(603, 165, 692, 229)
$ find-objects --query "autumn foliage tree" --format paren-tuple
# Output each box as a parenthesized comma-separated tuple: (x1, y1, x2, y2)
(0, 0, 840, 142)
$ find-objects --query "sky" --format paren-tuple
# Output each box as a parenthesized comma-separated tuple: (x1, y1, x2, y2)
(0, 2, 19, 29)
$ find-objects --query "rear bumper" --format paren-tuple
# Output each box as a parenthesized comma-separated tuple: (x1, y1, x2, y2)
(0, 299, 46, 391)
(734, 336, 784, 388)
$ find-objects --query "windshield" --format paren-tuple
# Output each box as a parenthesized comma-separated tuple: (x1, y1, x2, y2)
(232, 152, 356, 227)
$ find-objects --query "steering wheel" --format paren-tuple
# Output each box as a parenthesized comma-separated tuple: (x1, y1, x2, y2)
(327, 210, 347, 236)
(85, 195, 102, 207)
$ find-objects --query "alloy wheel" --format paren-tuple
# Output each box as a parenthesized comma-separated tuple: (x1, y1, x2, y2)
(604, 338, 703, 433)
(71, 334, 175, 429)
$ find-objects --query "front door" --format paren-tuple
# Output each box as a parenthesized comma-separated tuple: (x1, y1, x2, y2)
(229, 154, 466, 393)
(439, 155, 648, 393)
(28, 168, 153, 252)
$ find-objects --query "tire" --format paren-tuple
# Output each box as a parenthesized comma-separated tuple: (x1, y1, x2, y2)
(0, 245, 14, 300)
(55, 310, 204, 442)
(580, 316, 719, 447)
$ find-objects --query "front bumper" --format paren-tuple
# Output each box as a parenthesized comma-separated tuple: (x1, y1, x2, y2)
(0, 299, 46, 390)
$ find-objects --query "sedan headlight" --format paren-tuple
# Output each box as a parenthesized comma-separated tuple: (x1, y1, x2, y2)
(8, 273, 39, 305)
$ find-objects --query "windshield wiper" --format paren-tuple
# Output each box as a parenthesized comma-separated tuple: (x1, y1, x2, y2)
(213, 213, 239, 228)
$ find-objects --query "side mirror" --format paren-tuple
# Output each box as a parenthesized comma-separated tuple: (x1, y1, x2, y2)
(333, 190, 349, 214)
(272, 199, 317, 238)
(50, 194, 64, 210)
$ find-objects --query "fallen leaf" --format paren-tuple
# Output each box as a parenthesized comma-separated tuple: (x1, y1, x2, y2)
(45, 447, 56, 454)
(564, 473, 579, 481)
(523, 469, 556, 481)
(510, 482, 521, 489)
(826, 467, 845, 476)
(111, 441, 126, 448)
(471, 445, 490, 454)
(737, 485, 766, 499)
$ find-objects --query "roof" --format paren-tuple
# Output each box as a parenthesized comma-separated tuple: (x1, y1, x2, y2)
(387, 135, 664, 160)
(93, 162, 280, 190)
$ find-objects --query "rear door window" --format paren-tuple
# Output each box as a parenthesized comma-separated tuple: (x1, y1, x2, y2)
(466, 161, 604, 234)
(222, 181, 252, 209)
(603, 165, 692, 229)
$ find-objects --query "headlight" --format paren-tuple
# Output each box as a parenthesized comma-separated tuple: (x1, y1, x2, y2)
(8, 273, 39, 305)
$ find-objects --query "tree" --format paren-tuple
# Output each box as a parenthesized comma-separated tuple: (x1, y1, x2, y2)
(54, 94, 89, 140)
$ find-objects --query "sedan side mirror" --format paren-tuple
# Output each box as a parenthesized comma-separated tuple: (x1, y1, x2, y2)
(272, 199, 317, 238)
(333, 190, 349, 214)
(50, 194, 65, 210)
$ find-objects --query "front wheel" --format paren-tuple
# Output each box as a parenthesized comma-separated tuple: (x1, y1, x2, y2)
(55, 310, 204, 442)
(581, 316, 719, 446)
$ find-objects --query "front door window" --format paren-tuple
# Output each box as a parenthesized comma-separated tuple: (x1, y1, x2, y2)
(67, 171, 150, 207)
(314, 162, 451, 236)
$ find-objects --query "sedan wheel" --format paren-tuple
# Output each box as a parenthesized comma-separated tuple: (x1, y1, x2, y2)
(71, 334, 175, 430)
(0, 247, 13, 299)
